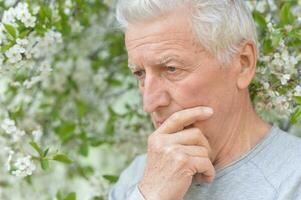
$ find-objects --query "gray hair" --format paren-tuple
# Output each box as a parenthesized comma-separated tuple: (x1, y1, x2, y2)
(116, 0, 258, 64)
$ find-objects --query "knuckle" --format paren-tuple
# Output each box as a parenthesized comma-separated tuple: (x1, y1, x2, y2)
(181, 169, 195, 177)
(199, 147, 209, 157)
(162, 145, 178, 155)
(173, 153, 189, 165)
(201, 158, 213, 170)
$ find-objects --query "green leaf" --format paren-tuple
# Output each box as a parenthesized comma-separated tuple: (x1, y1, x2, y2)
(75, 0, 84, 8)
(56, 191, 64, 200)
(102, 175, 119, 183)
(30, 141, 43, 157)
(1, 43, 14, 53)
(19, 30, 30, 38)
(35, 23, 47, 35)
(43, 5, 52, 23)
(91, 196, 104, 200)
(41, 159, 49, 170)
(4, 24, 17, 39)
(252, 10, 267, 28)
(38, 6, 46, 23)
(54, 122, 76, 143)
(291, 107, 301, 124)
(89, 139, 113, 147)
(43, 148, 50, 157)
(105, 106, 118, 136)
(294, 96, 301, 105)
(76, 100, 87, 117)
(106, 78, 122, 87)
(79, 142, 89, 157)
(271, 33, 282, 49)
(64, 192, 76, 200)
(52, 154, 73, 164)
(287, 38, 301, 47)
(262, 38, 273, 54)
(280, 3, 295, 25)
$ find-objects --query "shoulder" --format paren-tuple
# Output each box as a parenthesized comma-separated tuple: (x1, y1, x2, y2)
(108, 154, 147, 200)
(251, 125, 301, 189)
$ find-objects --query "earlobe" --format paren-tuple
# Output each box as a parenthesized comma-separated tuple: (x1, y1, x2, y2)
(237, 66, 253, 89)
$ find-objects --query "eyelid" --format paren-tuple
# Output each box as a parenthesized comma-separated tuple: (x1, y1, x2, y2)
(132, 69, 145, 78)
(165, 65, 177, 70)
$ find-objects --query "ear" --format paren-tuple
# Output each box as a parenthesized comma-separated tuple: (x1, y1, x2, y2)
(236, 41, 257, 89)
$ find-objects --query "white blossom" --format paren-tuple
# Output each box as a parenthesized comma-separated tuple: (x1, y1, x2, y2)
(1, 118, 25, 142)
(285, 25, 293, 32)
(14, 3, 30, 21)
(45, 30, 63, 44)
(281, 50, 289, 63)
(5, 44, 25, 64)
(5, 150, 14, 171)
(16, 38, 29, 47)
(12, 155, 36, 177)
(262, 81, 270, 90)
(32, 129, 43, 142)
(15, 3, 37, 28)
(280, 74, 290, 85)
(0, 54, 4, 66)
(4, 0, 17, 7)
(23, 76, 42, 89)
(267, 0, 277, 11)
(11, 129, 25, 143)
(32, 5, 40, 15)
(294, 85, 301, 96)
(22, 16, 37, 28)
(0, 25, 6, 45)
(255, 1, 267, 13)
(2, 7, 17, 25)
(267, 22, 275, 32)
(1, 118, 17, 134)
(32, 30, 63, 59)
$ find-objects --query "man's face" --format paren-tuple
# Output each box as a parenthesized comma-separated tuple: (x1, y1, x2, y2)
(125, 6, 241, 140)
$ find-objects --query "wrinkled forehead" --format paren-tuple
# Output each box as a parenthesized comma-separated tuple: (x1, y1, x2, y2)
(125, 25, 203, 61)
(124, 4, 198, 46)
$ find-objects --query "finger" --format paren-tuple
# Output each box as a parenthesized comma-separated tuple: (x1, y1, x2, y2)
(156, 106, 214, 134)
(189, 157, 215, 183)
(164, 144, 209, 158)
(162, 128, 212, 156)
(194, 173, 215, 183)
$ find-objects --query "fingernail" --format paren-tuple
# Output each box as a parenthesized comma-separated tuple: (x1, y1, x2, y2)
(203, 107, 213, 115)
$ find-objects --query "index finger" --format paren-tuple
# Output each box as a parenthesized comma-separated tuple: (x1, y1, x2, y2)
(156, 106, 214, 134)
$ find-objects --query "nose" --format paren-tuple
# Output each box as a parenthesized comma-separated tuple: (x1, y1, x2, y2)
(142, 74, 170, 113)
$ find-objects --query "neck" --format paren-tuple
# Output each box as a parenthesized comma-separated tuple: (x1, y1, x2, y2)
(211, 91, 272, 170)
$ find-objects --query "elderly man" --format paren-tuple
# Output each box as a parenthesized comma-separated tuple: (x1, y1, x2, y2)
(109, 0, 301, 199)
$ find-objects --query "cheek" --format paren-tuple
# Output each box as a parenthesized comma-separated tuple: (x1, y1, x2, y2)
(168, 71, 236, 114)
(169, 75, 219, 108)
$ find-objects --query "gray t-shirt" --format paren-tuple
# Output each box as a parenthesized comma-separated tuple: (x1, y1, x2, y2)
(108, 124, 301, 200)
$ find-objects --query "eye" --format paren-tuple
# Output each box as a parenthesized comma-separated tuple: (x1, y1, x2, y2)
(133, 70, 145, 79)
(166, 66, 177, 73)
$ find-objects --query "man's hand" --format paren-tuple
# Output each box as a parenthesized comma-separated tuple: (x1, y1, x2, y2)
(138, 107, 215, 200)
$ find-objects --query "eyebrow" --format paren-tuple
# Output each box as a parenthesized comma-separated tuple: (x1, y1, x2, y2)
(128, 55, 184, 71)
(128, 63, 140, 71)
(155, 55, 183, 65)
